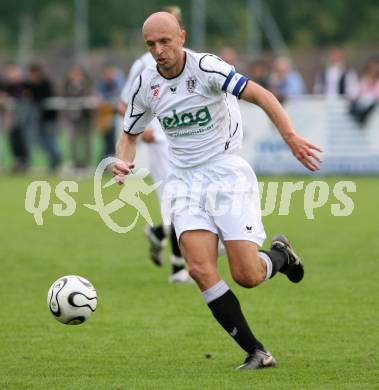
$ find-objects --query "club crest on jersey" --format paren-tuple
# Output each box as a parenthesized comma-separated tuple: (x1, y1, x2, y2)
(186, 77, 197, 93)
(161, 107, 211, 130)
(151, 83, 160, 97)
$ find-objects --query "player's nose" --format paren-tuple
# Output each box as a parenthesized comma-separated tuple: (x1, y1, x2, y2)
(155, 43, 164, 55)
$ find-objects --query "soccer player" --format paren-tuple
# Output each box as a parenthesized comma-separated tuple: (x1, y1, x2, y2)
(113, 12, 322, 369)
(119, 6, 191, 283)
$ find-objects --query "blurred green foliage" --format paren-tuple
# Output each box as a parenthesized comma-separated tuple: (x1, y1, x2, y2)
(0, 0, 378, 52)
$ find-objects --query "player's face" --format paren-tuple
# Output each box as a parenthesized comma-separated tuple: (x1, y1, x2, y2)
(144, 28, 185, 74)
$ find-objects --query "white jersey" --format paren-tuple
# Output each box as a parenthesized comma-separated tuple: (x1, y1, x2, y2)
(121, 52, 154, 104)
(121, 52, 166, 143)
(124, 50, 248, 169)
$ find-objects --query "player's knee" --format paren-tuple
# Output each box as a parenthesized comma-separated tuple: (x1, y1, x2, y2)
(232, 274, 258, 288)
(188, 263, 213, 284)
(232, 270, 265, 288)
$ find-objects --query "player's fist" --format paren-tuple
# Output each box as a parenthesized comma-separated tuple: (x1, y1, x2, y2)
(112, 161, 135, 184)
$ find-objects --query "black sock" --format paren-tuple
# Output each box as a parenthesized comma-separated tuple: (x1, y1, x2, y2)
(260, 249, 288, 278)
(170, 225, 182, 257)
(152, 225, 166, 241)
(172, 265, 184, 274)
(170, 225, 185, 274)
(208, 289, 264, 354)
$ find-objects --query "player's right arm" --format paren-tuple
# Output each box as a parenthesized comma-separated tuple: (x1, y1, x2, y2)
(119, 57, 145, 116)
(113, 133, 137, 181)
(119, 58, 157, 142)
(113, 74, 153, 182)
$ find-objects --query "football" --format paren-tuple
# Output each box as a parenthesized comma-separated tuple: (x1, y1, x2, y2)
(47, 275, 97, 325)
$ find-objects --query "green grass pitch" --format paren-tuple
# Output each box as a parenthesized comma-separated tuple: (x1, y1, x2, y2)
(0, 174, 378, 389)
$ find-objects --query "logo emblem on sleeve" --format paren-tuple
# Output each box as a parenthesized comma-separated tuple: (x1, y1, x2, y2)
(186, 77, 197, 93)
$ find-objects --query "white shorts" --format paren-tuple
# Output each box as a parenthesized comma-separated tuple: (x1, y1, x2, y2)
(161, 154, 266, 246)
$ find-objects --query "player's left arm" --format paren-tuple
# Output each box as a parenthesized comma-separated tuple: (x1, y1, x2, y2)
(240, 80, 322, 172)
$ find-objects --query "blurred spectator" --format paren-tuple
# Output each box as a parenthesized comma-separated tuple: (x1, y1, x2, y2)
(349, 56, 379, 125)
(247, 59, 270, 89)
(269, 57, 305, 102)
(63, 65, 93, 168)
(314, 47, 359, 98)
(24, 63, 61, 170)
(1, 63, 30, 172)
(96, 64, 125, 159)
(218, 47, 240, 69)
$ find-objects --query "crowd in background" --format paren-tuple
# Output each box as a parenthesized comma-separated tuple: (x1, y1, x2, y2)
(0, 62, 125, 172)
(242, 48, 379, 116)
(0, 47, 378, 172)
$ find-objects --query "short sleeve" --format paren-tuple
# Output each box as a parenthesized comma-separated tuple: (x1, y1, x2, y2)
(123, 75, 153, 135)
(199, 54, 249, 98)
(120, 58, 145, 104)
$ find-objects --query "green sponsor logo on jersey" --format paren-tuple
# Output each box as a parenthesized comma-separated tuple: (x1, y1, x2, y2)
(161, 107, 211, 130)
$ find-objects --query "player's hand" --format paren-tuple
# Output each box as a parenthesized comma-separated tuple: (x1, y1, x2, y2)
(112, 161, 135, 184)
(285, 133, 322, 172)
(141, 129, 155, 143)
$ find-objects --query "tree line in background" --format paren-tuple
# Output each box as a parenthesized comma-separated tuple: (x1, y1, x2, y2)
(0, 0, 378, 54)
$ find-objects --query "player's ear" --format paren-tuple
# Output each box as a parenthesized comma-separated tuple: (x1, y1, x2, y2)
(179, 29, 186, 46)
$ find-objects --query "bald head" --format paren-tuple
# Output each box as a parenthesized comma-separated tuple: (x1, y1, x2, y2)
(143, 12, 181, 37)
(142, 12, 186, 78)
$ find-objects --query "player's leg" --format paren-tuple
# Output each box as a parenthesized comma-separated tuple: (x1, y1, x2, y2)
(144, 224, 166, 267)
(264, 234, 304, 283)
(214, 156, 303, 286)
(145, 140, 188, 279)
(220, 238, 303, 369)
(145, 222, 189, 281)
(210, 239, 276, 369)
(224, 239, 301, 287)
(144, 142, 169, 266)
(224, 240, 267, 287)
(179, 230, 266, 361)
(179, 230, 219, 289)
(220, 224, 303, 367)
(168, 225, 191, 283)
(209, 156, 300, 368)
